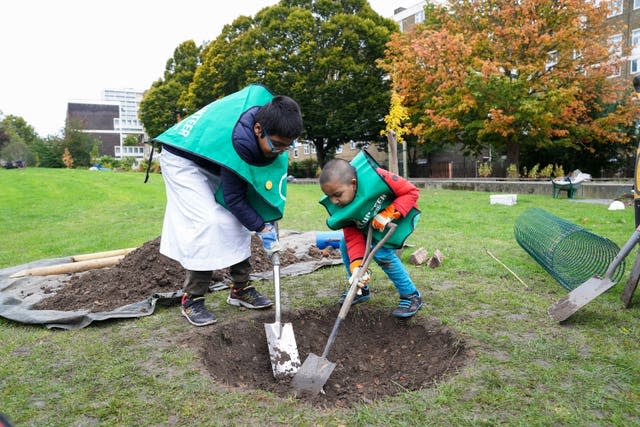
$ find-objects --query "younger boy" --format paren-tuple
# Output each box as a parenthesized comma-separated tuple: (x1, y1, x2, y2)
(318, 151, 423, 318)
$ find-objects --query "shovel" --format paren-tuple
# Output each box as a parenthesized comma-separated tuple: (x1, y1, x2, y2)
(291, 223, 396, 397)
(549, 224, 640, 322)
(264, 251, 301, 379)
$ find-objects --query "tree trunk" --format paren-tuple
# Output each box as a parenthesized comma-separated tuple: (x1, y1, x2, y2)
(315, 140, 326, 167)
(387, 130, 399, 174)
(506, 140, 519, 169)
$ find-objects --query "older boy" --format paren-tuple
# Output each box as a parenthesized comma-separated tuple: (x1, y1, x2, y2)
(155, 84, 303, 326)
(318, 151, 423, 318)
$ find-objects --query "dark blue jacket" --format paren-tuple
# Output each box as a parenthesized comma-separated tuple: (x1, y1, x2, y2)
(163, 106, 273, 232)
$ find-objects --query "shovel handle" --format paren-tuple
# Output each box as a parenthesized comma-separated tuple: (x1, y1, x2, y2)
(604, 225, 640, 279)
(272, 251, 282, 332)
(320, 223, 397, 359)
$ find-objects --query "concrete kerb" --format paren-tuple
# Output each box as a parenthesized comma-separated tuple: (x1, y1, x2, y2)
(290, 178, 632, 200)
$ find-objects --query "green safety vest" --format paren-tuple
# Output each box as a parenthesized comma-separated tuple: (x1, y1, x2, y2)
(319, 150, 421, 248)
(154, 84, 288, 222)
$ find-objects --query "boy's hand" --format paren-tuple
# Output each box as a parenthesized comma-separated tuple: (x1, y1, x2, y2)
(257, 223, 281, 255)
(349, 260, 370, 288)
(371, 205, 401, 231)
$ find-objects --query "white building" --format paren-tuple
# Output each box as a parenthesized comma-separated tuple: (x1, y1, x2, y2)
(103, 88, 146, 160)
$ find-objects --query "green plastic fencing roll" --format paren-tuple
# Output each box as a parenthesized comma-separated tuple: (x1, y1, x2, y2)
(514, 208, 624, 291)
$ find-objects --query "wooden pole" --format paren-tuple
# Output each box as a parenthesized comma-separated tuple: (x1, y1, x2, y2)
(9, 255, 125, 278)
(71, 247, 137, 262)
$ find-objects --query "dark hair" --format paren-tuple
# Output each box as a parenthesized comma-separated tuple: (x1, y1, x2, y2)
(255, 95, 303, 139)
(319, 158, 356, 185)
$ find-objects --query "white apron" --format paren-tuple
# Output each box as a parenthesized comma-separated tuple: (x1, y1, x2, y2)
(159, 150, 251, 271)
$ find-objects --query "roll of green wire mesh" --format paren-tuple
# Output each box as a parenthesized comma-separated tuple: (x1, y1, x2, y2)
(514, 208, 624, 291)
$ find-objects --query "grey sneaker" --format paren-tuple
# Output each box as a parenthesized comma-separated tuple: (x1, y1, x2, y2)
(181, 294, 216, 326)
(227, 286, 273, 309)
(392, 292, 423, 318)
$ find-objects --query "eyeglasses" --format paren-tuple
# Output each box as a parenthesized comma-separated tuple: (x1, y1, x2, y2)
(264, 131, 294, 154)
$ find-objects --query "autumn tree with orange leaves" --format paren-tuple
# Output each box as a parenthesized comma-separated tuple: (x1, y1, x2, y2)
(380, 0, 640, 171)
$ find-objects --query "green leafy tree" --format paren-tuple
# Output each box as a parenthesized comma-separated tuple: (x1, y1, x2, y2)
(123, 134, 140, 146)
(139, 40, 201, 139)
(31, 136, 65, 168)
(381, 0, 639, 169)
(0, 114, 41, 164)
(184, 0, 396, 165)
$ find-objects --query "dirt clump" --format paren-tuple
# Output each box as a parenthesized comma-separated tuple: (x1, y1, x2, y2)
(192, 306, 472, 407)
(34, 236, 335, 312)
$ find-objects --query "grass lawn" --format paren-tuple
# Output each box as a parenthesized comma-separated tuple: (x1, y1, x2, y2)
(1, 167, 639, 426)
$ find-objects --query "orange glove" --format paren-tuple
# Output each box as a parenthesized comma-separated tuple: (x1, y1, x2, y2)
(349, 259, 370, 289)
(371, 205, 401, 231)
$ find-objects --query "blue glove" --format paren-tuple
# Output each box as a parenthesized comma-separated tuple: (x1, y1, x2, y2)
(257, 223, 281, 255)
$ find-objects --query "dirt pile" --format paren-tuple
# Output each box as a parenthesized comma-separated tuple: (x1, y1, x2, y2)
(34, 236, 338, 312)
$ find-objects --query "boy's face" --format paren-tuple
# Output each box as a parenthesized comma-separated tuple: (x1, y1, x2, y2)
(254, 123, 294, 158)
(321, 179, 357, 207)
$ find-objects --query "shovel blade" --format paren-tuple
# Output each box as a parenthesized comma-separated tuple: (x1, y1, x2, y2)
(264, 322, 301, 379)
(290, 353, 336, 397)
(548, 276, 616, 322)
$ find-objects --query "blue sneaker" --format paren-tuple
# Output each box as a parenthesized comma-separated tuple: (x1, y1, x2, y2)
(392, 292, 423, 318)
(227, 286, 273, 309)
(181, 294, 217, 326)
(338, 285, 370, 305)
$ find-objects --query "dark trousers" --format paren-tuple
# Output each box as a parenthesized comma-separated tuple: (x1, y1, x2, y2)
(183, 258, 251, 296)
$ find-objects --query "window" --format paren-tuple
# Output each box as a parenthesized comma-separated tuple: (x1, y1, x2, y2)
(635, 0, 640, 10)
(608, 0, 623, 16)
(609, 34, 623, 77)
(303, 144, 309, 155)
(293, 148, 299, 158)
(545, 50, 559, 72)
(336, 145, 343, 154)
(415, 10, 424, 24)
(631, 29, 640, 74)
(350, 141, 356, 150)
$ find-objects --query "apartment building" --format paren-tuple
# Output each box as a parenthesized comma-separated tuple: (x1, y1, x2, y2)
(66, 88, 147, 161)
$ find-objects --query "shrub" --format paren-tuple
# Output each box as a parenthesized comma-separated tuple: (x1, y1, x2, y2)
(539, 164, 554, 179)
(478, 162, 492, 177)
(137, 159, 161, 174)
(527, 163, 540, 179)
(554, 164, 565, 178)
(288, 158, 318, 178)
(506, 163, 519, 179)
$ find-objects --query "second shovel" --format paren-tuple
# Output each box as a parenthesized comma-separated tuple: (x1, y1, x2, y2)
(264, 252, 301, 379)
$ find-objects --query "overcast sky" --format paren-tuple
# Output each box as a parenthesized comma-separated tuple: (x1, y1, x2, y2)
(0, 0, 419, 137)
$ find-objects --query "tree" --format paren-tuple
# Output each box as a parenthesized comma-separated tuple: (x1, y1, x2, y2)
(62, 147, 74, 169)
(382, 91, 410, 174)
(0, 114, 41, 165)
(139, 40, 201, 139)
(184, 0, 396, 165)
(381, 0, 639, 169)
(123, 134, 141, 146)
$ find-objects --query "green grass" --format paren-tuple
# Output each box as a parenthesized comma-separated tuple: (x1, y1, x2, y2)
(1, 168, 639, 426)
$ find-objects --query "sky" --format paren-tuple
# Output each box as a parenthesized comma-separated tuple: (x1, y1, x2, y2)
(0, 0, 420, 137)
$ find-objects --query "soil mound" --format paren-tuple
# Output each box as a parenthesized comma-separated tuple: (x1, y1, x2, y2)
(34, 236, 339, 312)
(193, 306, 472, 407)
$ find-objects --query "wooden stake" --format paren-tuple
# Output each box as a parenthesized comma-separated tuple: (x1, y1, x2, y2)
(485, 249, 529, 289)
(9, 255, 125, 278)
(71, 247, 137, 262)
